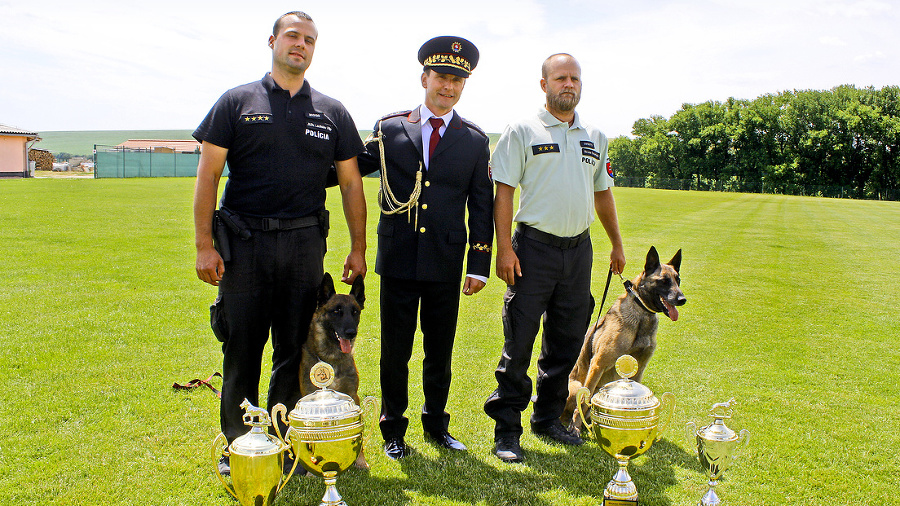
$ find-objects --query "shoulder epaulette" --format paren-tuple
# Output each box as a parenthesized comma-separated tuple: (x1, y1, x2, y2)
(460, 117, 487, 138)
(380, 110, 412, 121)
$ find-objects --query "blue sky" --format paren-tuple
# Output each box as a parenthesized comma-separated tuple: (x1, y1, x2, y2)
(1, 0, 896, 137)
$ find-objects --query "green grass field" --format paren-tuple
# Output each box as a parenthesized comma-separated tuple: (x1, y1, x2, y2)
(1, 178, 898, 505)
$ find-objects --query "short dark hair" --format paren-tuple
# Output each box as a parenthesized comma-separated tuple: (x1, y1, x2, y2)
(273, 11, 314, 36)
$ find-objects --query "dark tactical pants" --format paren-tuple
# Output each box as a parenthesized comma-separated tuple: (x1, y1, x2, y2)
(211, 225, 325, 442)
(484, 226, 593, 439)
(378, 276, 461, 440)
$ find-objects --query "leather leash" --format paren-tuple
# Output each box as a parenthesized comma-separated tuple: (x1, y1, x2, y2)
(593, 266, 662, 329)
(592, 268, 614, 328)
(172, 372, 223, 399)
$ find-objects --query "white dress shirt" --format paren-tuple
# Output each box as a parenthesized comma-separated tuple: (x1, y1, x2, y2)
(419, 105, 454, 170)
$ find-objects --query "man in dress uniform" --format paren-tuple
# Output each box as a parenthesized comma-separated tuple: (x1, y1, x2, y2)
(192, 11, 367, 475)
(358, 36, 493, 460)
(483, 53, 626, 463)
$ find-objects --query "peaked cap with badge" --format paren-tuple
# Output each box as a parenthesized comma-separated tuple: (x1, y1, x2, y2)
(418, 36, 479, 78)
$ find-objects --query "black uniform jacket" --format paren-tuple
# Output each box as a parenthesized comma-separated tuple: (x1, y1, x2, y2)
(359, 107, 494, 283)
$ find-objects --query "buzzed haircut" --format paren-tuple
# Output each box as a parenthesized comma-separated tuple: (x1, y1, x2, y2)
(541, 53, 577, 79)
(273, 11, 314, 36)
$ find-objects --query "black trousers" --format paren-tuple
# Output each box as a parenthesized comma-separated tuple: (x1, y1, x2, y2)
(484, 229, 593, 439)
(378, 275, 461, 440)
(213, 225, 325, 442)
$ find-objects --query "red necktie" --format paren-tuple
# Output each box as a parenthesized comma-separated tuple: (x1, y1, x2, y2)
(428, 116, 443, 163)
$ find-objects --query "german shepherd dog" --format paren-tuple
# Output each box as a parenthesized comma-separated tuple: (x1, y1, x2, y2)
(300, 272, 368, 467)
(563, 246, 685, 433)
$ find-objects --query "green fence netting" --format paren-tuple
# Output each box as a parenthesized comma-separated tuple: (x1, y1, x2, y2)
(93, 145, 229, 178)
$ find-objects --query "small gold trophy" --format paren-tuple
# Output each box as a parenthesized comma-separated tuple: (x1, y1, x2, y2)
(212, 399, 294, 506)
(686, 399, 750, 506)
(272, 362, 376, 506)
(577, 355, 675, 505)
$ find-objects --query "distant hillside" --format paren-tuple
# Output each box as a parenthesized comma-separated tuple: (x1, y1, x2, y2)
(36, 129, 502, 158)
(37, 130, 195, 157)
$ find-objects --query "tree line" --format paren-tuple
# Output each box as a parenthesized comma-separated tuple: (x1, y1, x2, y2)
(609, 85, 900, 200)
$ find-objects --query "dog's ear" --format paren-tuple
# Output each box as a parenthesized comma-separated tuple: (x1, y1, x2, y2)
(644, 246, 661, 275)
(318, 272, 336, 306)
(350, 275, 365, 309)
(668, 249, 682, 273)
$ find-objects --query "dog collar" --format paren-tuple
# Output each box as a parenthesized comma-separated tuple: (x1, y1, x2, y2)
(624, 280, 659, 314)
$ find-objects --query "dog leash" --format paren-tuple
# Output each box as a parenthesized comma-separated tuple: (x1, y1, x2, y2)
(593, 267, 659, 328)
(172, 372, 223, 399)
(592, 268, 615, 328)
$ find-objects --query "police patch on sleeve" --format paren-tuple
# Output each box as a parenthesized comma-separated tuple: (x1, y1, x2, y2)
(531, 143, 560, 155)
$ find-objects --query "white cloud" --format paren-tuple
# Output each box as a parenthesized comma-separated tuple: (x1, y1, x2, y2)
(1, 0, 897, 137)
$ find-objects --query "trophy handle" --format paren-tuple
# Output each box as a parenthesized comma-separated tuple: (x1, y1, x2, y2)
(211, 432, 238, 501)
(361, 395, 379, 446)
(655, 392, 676, 441)
(731, 428, 751, 465)
(278, 444, 301, 494)
(576, 387, 592, 432)
(685, 421, 697, 451)
(271, 403, 287, 442)
(270, 403, 294, 460)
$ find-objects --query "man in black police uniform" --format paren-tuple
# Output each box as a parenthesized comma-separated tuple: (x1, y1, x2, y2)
(358, 36, 493, 459)
(192, 11, 367, 475)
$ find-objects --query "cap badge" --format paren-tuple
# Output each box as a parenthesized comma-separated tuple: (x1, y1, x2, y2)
(451, 41, 462, 53)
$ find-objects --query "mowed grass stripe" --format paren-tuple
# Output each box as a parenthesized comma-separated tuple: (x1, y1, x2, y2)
(1, 179, 899, 505)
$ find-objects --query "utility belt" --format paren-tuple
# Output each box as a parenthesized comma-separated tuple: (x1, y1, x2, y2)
(241, 214, 322, 232)
(516, 223, 589, 250)
(212, 207, 329, 261)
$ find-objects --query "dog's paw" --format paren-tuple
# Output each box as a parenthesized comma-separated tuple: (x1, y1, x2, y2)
(567, 418, 583, 438)
(353, 455, 369, 470)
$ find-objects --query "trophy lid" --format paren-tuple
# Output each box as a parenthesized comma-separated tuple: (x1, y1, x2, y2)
(230, 399, 286, 457)
(697, 398, 739, 442)
(288, 362, 361, 424)
(592, 355, 661, 415)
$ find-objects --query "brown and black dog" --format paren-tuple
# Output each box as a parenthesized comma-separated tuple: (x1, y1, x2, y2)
(563, 246, 685, 433)
(300, 272, 367, 467)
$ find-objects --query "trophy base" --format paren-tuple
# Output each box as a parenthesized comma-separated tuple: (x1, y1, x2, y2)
(699, 487, 721, 506)
(604, 459, 639, 505)
(604, 499, 638, 506)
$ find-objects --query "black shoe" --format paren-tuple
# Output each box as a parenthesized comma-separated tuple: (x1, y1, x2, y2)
(217, 455, 230, 476)
(493, 436, 525, 463)
(424, 430, 467, 451)
(531, 421, 584, 445)
(383, 437, 410, 460)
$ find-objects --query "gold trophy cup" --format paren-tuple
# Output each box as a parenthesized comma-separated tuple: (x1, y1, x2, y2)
(272, 362, 376, 506)
(212, 399, 295, 506)
(686, 399, 750, 506)
(577, 355, 675, 505)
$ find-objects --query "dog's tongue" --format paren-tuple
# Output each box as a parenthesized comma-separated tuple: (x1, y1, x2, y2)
(339, 337, 354, 354)
(662, 299, 679, 321)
